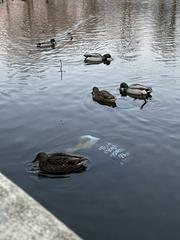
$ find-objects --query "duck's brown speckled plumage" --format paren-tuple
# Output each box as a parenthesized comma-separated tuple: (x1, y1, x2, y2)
(33, 152, 87, 174)
(91, 87, 116, 107)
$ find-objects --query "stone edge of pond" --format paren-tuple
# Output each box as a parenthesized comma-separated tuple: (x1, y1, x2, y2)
(0, 172, 82, 240)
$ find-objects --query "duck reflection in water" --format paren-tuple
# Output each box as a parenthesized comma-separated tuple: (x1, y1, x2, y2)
(119, 82, 152, 109)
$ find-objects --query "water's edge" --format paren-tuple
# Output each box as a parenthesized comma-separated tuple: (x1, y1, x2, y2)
(0, 172, 82, 240)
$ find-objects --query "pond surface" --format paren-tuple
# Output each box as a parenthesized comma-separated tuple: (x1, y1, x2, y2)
(0, 0, 180, 239)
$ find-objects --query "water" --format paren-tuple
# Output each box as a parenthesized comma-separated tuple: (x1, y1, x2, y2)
(0, 0, 180, 239)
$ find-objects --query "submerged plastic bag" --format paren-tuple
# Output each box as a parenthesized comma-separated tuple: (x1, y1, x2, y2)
(66, 135, 129, 165)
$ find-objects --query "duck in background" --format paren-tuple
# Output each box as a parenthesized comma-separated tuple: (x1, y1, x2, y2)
(119, 82, 152, 109)
(37, 38, 56, 48)
(33, 152, 87, 175)
(92, 86, 117, 107)
(67, 32, 73, 40)
(84, 53, 113, 65)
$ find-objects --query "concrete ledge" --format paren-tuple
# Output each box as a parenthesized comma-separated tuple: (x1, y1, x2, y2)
(0, 173, 82, 240)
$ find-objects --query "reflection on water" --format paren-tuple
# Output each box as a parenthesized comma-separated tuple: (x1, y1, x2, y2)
(0, 0, 180, 240)
(120, 93, 152, 109)
(152, 0, 178, 60)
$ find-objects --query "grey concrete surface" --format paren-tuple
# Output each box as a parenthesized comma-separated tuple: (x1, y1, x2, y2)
(0, 173, 82, 240)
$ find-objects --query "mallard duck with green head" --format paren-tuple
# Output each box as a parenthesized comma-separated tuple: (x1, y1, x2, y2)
(33, 152, 87, 174)
(84, 53, 113, 65)
(37, 38, 56, 48)
(119, 82, 152, 97)
(119, 82, 152, 109)
(92, 87, 116, 107)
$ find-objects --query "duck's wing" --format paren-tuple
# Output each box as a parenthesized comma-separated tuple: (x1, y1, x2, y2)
(129, 84, 152, 93)
(100, 90, 116, 100)
(39, 40, 52, 45)
(37, 44, 54, 49)
(41, 154, 86, 174)
(84, 53, 101, 57)
(127, 92, 147, 100)
(50, 152, 87, 159)
(48, 153, 87, 165)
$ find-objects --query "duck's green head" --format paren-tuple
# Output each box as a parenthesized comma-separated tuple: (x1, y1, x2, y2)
(103, 54, 113, 61)
(50, 39, 56, 44)
(37, 42, 41, 47)
(33, 152, 48, 162)
(120, 82, 128, 90)
(120, 82, 128, 95)
(120, 82, 128, 89)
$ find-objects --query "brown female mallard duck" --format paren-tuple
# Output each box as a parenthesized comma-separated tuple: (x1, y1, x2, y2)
(91, 87, 116, 107)
(33, 152, 87, 174)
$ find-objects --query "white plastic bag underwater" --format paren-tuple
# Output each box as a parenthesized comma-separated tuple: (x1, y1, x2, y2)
(66, 135, 129, 164)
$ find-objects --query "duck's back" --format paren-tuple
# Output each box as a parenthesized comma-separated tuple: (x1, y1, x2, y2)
(84, 53, 101, 58)
(39, 153, 86, 174)
(129, 84, 152, 92)
(100, 90, 115, 100)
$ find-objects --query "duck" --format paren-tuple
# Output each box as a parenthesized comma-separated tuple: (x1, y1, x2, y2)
(84, 53, 113, 65)
(119, 82, 152, 109)
(33, 152, 87, 174)
(67, 32, 73, 40)
(37, 38, 56, 48)
(91, 86, 116, 107)
(119, 82, 152, 97)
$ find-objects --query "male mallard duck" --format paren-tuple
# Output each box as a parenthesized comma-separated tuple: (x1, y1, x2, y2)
(84, 53, 113, 65)
(33, 152, 87, 174)
(91, 87, 116, 107)
(119, 82, 152, 109)
(119, 82, 152, 97)
(37, 38, 56, 48)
